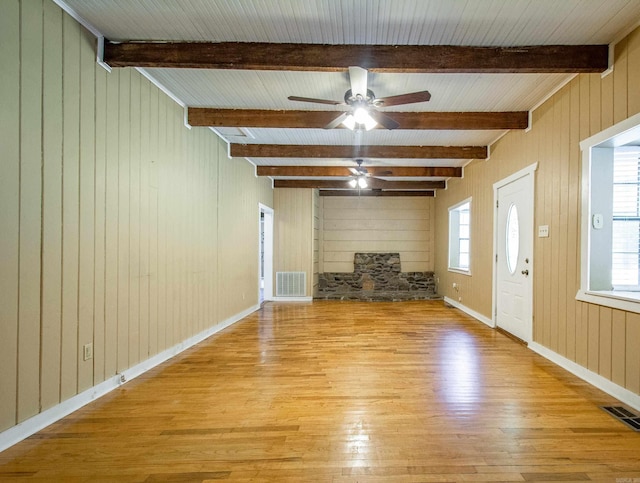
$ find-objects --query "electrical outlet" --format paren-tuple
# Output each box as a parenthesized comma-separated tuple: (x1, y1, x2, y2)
(538, 225, 549, 237)
(83, 343, 93, 361)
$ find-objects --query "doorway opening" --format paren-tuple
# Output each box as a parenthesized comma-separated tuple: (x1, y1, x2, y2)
(259, 203, 274, 304)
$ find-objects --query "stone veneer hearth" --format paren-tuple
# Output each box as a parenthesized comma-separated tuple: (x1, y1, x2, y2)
(315, 252, 439, 301)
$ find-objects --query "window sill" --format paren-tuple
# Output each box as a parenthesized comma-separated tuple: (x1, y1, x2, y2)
(576, 289, 640, 314)
(448, 268, 472, 276)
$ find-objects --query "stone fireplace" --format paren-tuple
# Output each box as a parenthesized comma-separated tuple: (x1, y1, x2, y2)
(315, 252, 439, 301)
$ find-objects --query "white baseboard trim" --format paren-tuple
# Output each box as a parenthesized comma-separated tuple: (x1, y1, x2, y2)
(444, 297, 495, 328)
(529, 342, 640, 412)
(269, 296, 313, 302)
(0, 304, 259, 453)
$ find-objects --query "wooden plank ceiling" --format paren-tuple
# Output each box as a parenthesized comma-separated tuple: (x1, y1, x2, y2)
(61, 0, 640, 195)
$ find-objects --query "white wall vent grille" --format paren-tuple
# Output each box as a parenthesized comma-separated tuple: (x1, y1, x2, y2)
(276, 272, 306, 297)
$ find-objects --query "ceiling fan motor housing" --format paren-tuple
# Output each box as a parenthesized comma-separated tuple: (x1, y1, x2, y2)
(344, 88, 376, 105)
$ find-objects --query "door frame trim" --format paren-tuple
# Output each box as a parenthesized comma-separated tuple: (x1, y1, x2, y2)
(492, 162, 538, 342)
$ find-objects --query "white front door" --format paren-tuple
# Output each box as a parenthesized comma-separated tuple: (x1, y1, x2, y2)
(495, 172, 534, 342)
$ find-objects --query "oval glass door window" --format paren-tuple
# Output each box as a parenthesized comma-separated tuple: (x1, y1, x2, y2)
(506, 203, 519, 274)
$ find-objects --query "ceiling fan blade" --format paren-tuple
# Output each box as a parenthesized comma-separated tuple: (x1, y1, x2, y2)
(368, 110, 400, 130)
(348, 167, 359, 175)
(348, 66, 368, 99)
(372, 170, 393, 177)
(288, 95, 343, 105)
(324, 112, 349, 129)
(376, 90, 431, 107)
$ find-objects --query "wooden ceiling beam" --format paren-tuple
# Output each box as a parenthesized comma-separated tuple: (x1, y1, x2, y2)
(274, 179, 446, 190)
(256, 166, 462, 177)
(188, 108, 529, 130)
(232, 144, 486, 159)
(320, 190, 435, 197)
(105, 42, 608, 73)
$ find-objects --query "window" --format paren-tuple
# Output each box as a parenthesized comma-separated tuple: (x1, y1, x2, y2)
(449, 199, 471, 273)
(612, 147, 640, 289)
(506, 203, 520, 275)
(578, 112, 640, 313)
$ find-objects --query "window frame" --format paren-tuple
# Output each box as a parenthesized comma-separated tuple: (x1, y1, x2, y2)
(577, 111, 640, 314)
(448, 197, 472, 275)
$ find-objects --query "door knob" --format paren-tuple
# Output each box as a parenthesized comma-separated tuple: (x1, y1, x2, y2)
(521, 269, 529, 276)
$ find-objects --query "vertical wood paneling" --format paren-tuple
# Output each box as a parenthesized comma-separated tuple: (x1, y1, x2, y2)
(217, 151, 263, 319)
(148, 88, 159, 357)
(556, 86, 570, 356)
(531, 108, 545, 343)
(60, 12, 80, 402)
(77, 28, 96, 392)
(139, 78, 150, 360)
(576, 302, 589, 368)
(626, 314, 640, 394)
(104, 68, 119, 378)
(589, 73, 601, 136)
(534, 103, 554, 345)
(165, 106, 175, 345)
(173, 104, 184, 343)
(17, 0, 43, 422)
(0, 0, 21, 431)
(611, 310, 626, 387)
(614, 38, 628, 124)
(117, 68, 131, 371)
(598, 307, 612, 380)
(191, 130, 200, 331)
(0, 0, 274, 438)
(600, 70, 614, 130)
(565, 76, 581, 363)
(549, 94, 562, 352)
(40, 0, 63, 410)
(129, 71, 141, 366)
(274, 189, 314, 296)
(628, 28, 640, 116)
(94, 65, 107, 385)
(313, 190, 320, 292)
(206, 136, 218, 329)
(156, 93, 167, 352)
(163, 100, 173, 347)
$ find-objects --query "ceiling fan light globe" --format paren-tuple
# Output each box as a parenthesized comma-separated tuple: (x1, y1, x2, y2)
(353, 107, 370, 123)
(353, 107, 377, 130)
(357, 176, 368, 189)
(363, 116, 377, 131)
(342, 114, 356, 130)
(349, 178, 358, 188)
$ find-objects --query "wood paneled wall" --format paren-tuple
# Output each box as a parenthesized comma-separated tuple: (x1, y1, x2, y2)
(273, 188, 314, 296)
(0, 0, 272, 433)
(313, 190, 320, 292)
(319, 197, 434, 273)
(435, 26, 640, 396)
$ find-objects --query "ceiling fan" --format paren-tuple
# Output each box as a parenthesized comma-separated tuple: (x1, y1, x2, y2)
(288, 66, 431, 130)
(348, 159, 392, 189)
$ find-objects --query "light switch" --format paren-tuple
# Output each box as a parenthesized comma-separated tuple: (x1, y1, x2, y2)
(538, 225, 549, 237)
(83, 343, 93, 361)
(592, 213, 604, 229)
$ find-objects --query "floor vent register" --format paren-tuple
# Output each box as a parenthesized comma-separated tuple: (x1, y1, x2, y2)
(600, 406, 640, 431)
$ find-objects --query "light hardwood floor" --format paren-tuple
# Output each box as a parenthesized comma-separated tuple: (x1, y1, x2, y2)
(1, 300, 640, 482)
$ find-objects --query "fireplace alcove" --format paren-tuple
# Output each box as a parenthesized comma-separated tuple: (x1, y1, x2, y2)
(315, 252, 440, 301)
